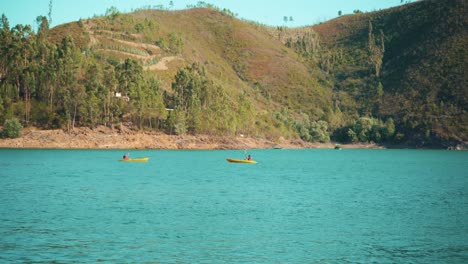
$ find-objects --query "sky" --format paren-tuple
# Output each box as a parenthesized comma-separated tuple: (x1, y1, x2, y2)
(1, 0, 406, 29)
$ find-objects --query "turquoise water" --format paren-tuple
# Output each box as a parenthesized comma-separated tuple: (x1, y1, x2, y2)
(0, 149, 467, 263)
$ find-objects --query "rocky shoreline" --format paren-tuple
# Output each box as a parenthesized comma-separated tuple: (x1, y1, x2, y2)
(0, 126, 382, 150)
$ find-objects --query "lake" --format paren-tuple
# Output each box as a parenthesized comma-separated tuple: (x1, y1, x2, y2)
(0, 149, 467, 263)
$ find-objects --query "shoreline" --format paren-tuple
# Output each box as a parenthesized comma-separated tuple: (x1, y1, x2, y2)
(0, 126, 383, 150)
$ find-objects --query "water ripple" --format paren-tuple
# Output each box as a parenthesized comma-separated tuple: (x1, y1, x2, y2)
(0, 149, 467, 263)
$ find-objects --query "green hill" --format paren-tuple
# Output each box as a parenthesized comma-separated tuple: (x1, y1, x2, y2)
(311, 0, 467, 147)
(0, 0, 466, 148)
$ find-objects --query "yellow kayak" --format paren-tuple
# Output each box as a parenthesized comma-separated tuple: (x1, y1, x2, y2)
(226, 158, 257, 164)
(119, 157, 149, 162)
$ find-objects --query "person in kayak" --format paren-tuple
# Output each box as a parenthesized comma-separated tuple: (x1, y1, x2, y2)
(246, 154, 252, 161)
(123, 153, 129, 160)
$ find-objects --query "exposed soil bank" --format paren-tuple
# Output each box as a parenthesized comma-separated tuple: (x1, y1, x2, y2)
(0, 126, 383, 150)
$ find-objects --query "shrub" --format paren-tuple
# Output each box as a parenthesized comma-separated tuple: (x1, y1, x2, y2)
(2, 118, 23, 138)
(309, 120, 330, 143)
(347, 128, 358, 143)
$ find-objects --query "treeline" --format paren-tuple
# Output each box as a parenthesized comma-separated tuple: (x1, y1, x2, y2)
(0, 14, 163, 131)
(0, 14, 255, 136)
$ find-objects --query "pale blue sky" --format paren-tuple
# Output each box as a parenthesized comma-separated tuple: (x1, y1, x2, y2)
(1, 0, 405, 29)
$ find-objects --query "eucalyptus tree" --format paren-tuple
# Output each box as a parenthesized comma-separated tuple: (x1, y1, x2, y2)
(57, 35, 83, 130)
(0, 15, 13, 122)
(48, 0, 53, 25)
(34, 16, 58, 112)
(115, 58, 157, 129)
(142, 75, 166, 129)
(102, 64, 118, 126)
(171, 63, 209, 133)
(367, 20, 385, 77)
(0, 14, 11, 80)
(0, 18, 36, 124)
(205, 84, 234, 134)
(82, 60, 106, 127)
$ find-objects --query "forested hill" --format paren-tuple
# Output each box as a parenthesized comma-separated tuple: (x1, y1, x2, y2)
(0, 0, 466, 148)
(310, 0, 467, 147)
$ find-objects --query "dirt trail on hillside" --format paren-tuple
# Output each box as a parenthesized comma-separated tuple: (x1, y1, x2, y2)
(145, 56, 180, 70)
(83, 20, 174, 71)
(111, 38, 161, 53)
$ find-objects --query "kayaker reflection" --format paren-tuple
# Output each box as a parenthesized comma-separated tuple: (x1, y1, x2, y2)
(246, 154, 252, 161)
(123, 153, 130, 160)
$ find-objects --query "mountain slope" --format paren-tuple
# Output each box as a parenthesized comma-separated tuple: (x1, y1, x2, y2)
(48, 7, 333, 136)
(311, 0, 467, 146)
(93, 8, 331, 113)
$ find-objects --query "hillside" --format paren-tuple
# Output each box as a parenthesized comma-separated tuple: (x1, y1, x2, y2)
(311, 0, 467, 147)
(47, 8, 331, 131)
(150, 8, 329, 112)
(0, 0, 466, 148)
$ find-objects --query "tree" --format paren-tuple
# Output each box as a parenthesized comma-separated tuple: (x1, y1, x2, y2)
(309, 120, 330, 142)
(368, 20, 385, 77)
(134, 23, 144, 33)
(116, 59, 143, 94)
(105, 6, 120, 20)
(294, 113, 311, 141)
(291, 30, 321, 59)
(0, 21, 36, 126)
(168, 32, 183, 54)
(115, 59, 147, 129)
(206, 85, 234, 134)
(383, 117, 395, 140)
(172, 107, 186, 135)
(155, 37, 168, 51)
(82, 60, 106, 127)
(33, 15, 54, 126)
(48, 0, 53, 25)
(347, 128, 358, 143)
(2, 118, 22, 138)
(171, 63, 208, 133)
(144, 76, 166, 129)
(0, 14, 11, 86)
(338, 10, 342, 16)
(36, 16, 49, 40)
(57, 35, 83, 130)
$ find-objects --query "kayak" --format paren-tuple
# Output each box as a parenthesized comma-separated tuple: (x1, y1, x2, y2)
(226, 158, 257, 164)
(119, 157, 149, 162)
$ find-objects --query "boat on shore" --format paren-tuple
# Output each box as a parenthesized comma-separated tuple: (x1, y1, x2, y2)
(119, 157, 149, 162)
(226, 158, 257, 164)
